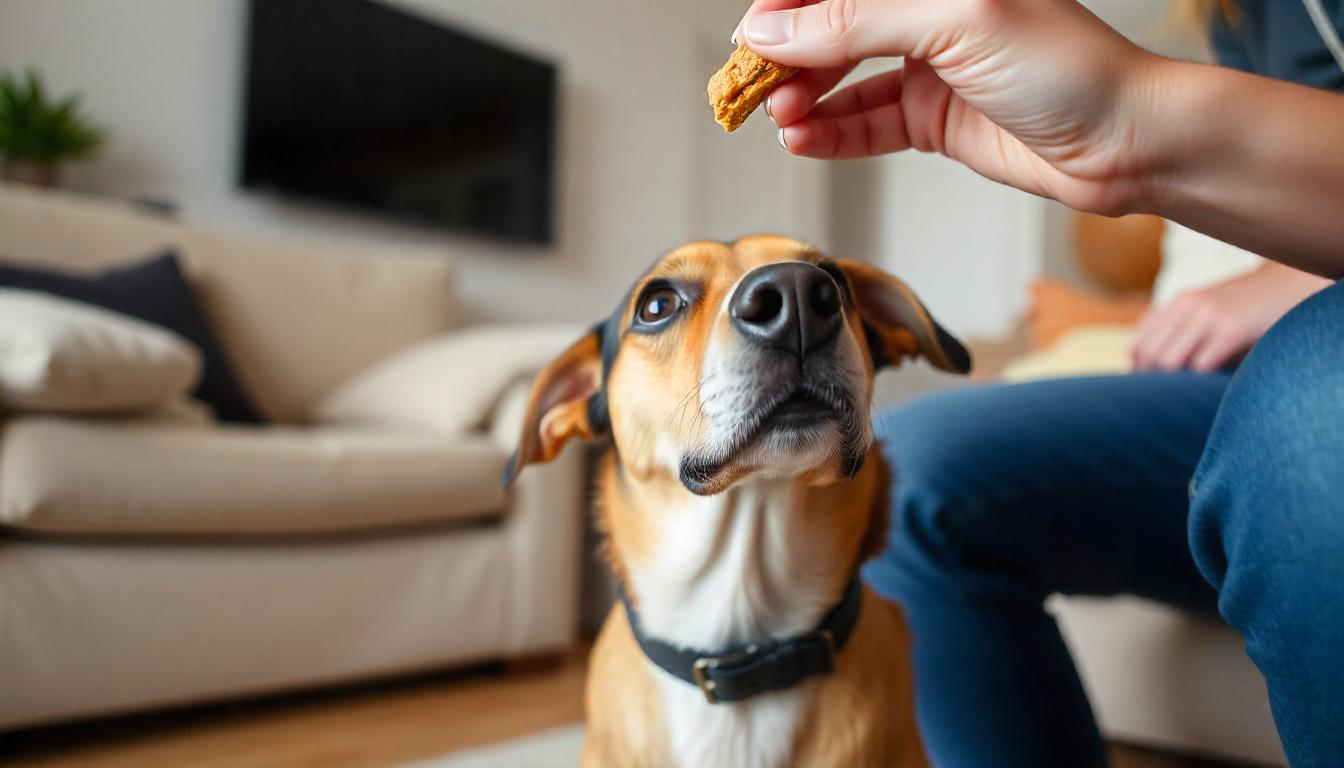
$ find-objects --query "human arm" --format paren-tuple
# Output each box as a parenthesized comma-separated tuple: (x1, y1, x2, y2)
(1138, 62, 1344, 277)
(736, 0, 1344, 277)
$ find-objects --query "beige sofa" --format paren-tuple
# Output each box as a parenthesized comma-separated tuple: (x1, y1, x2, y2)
(0, 185, 586, 730)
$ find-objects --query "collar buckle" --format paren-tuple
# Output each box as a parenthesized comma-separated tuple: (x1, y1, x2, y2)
(819, 627, 836, 656)
(691, 657, 721, 704)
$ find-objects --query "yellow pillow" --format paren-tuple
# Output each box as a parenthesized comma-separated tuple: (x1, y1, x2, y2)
(1002, 325, 1136, 382)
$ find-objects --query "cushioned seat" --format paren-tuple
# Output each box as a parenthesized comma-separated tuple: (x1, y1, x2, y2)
(0, 417, 509, 536)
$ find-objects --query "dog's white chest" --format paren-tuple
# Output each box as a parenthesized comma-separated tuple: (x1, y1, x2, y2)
(628, 480, 839, 768)
(656, 672, 812, 768)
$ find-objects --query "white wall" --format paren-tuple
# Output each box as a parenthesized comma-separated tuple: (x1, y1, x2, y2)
(0, 0, 822, 325)
(876, 154, 1043, 337)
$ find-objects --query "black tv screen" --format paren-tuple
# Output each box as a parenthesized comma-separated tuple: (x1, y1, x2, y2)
(240, 0, 557, 244)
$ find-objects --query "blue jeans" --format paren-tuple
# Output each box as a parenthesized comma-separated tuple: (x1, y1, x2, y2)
(865, 280, 1344, 767)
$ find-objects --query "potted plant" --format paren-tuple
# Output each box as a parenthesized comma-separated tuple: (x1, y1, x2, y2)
(0, 68, 105, 188)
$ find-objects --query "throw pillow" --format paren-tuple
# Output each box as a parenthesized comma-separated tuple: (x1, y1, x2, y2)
(0, 289, 202, 413)
(0, 252, 265, 423)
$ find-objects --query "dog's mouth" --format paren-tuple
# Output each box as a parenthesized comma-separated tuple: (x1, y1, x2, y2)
(761, 391, 839, 430)
(678, 383, 863, 495)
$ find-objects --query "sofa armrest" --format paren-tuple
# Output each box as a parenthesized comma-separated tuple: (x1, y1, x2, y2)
(493, 375, 588, 654)
(489, 377, 532, 456)
(312, 323, 585, 436)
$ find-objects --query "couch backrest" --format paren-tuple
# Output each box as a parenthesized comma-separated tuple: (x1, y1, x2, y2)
(0, 185, 457, 423)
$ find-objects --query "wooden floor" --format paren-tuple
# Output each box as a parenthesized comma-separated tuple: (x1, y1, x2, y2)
(1, 652, 588, 768)
(2, 643, 1250, 768)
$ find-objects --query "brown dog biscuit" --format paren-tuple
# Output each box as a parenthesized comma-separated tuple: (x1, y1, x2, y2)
(708, 43, 799, 132)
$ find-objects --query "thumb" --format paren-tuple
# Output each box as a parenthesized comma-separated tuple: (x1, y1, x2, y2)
(743, 0, 938, 68)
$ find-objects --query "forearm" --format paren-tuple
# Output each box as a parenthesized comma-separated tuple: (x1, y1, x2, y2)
(1250, 260, 1335, 298)
(1138, 58, 1344, 278)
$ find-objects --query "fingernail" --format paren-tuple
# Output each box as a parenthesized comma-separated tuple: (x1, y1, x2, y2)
(777, 127, 789, 151)
(746, 11, 793, 46)
(731, 29, 739, 46)
(765, 94, 774, 120)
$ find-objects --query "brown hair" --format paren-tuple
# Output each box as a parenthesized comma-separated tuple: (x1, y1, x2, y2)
(1168, 0, 1238, 36)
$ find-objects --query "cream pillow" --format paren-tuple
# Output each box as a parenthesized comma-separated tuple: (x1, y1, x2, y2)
(0, 289, 202, 413)
(315, 323, 583, 435)
(1001, 325, 1137, 383)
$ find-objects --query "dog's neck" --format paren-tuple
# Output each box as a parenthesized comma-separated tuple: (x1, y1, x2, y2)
(605, 456, 876, 652)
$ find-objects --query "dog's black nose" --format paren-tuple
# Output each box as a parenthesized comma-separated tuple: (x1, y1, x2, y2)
(730, 262, 843, 356)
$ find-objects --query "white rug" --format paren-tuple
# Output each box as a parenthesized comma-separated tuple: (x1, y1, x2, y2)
(403, 724, 586, 768)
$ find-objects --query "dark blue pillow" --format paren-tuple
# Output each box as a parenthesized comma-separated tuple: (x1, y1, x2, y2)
(0, 252, 265, 424)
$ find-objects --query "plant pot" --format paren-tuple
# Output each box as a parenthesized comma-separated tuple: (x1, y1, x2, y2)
(1, 160, 59, 188)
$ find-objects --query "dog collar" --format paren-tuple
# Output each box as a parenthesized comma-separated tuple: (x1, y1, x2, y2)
(617, 576, 863, 705)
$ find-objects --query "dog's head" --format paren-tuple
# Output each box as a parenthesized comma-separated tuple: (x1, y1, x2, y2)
(503, 235, 970, 495)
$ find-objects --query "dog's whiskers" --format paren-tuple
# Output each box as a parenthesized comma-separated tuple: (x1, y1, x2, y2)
(670, 375, 715, 431)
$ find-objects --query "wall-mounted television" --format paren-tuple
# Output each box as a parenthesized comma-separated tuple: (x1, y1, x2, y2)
(240, 0, 557, 244)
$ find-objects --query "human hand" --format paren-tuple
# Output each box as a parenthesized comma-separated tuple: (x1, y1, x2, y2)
(1132, 263, 1331, 372)
(735, 0, 1161, 216)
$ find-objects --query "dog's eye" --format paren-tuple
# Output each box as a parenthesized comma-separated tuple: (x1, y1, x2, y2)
(637, 289, 682, 325)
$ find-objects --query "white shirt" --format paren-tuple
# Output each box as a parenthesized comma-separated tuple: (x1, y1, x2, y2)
(1151, 222, 1263, 306)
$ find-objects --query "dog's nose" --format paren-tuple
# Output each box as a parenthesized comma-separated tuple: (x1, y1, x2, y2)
(730, 262, 843, 356)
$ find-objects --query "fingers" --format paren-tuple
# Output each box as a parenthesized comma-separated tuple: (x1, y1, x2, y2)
(1189, 333, 1243, 373)
(744, 0, 946, 68)
(1132, 292, 1256, 373)
(733, 0, 813, 45)
(1153, 322, 1206, 371)
(1133, 298, 1231, 372)
(765, 64, 857, 126)
(778, 61, 967, 161)
(774, 68, 907, 157)
(1133, 304, 1191, 371)
(780, 101, 912, 159)
(808, 67, 903, 119)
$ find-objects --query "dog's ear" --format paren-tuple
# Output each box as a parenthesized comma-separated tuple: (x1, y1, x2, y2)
(833, 259, 972, 374)
(502, 328, 605, 487)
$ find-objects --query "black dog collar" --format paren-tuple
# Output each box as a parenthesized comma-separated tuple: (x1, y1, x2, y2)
(617, 577, 863, 704)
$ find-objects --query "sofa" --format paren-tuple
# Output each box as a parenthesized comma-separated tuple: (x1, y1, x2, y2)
(0, 184, 587, 730)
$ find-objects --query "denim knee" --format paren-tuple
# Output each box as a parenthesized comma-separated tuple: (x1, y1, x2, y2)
(1189, 279, 1344, 593)
(1188, 281, 1344, 762)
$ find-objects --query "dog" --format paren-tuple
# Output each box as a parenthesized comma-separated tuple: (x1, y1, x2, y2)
(503, 235, 970, 768)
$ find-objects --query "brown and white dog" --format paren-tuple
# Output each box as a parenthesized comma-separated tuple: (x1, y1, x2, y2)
(504, 236, 970, 768)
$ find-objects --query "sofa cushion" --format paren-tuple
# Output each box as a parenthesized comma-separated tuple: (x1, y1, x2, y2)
(1002, 325, 1136, 382)
(315, 324, 583, 436)
(0, 253, 263, 424)
(0, 186, 457, 423)
(0, 289, 201, 414)
(0, 418, 508, 536)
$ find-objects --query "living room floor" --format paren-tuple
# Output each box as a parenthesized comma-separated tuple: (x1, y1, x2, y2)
(2, 642, 1255, 768)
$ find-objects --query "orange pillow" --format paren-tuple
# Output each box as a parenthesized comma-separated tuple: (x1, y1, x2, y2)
(1072, 213, 1164, 293)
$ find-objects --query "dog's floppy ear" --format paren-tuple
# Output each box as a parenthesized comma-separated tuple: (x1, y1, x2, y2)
(833, 258, 972, 374)
(502, 328, 605, 487)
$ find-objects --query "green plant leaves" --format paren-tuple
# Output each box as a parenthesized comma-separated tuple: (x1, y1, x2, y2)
(0, 68, 105, 163)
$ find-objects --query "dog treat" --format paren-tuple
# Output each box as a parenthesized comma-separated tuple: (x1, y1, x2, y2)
(707, 43, 798, 132)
